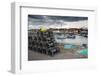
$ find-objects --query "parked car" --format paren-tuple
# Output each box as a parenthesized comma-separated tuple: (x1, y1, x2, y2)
(80, 29, 88, 37)
(67, 33, 76, 39)
(80, 33, 88, 37)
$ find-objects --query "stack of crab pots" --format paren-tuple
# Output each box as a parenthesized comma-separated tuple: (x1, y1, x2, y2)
(28, 29, 60, 56)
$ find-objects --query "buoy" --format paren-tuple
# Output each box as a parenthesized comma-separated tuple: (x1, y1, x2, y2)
(40, 26, 47, 32)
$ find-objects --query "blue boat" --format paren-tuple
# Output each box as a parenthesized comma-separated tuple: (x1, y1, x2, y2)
(64, 44, 76, 49)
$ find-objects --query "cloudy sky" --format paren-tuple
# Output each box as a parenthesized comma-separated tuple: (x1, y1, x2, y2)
(28, 15, 88, 29)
